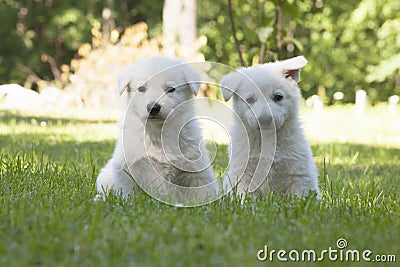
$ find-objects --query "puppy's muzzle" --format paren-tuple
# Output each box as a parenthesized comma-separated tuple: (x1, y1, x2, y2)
(147, 102, 161, 116)
(258, 113, 273, 129)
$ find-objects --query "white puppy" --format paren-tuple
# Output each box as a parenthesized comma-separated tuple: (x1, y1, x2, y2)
(96, 57, 218, 202)
(221, 56, 320, 199)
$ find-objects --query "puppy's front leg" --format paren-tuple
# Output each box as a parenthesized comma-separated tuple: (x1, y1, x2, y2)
(288, 176, 321, 199)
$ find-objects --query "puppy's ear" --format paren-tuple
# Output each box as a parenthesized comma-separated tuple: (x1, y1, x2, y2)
(220, 72, 242, 102)
(182, 66, 202, 95)
(280, 56, 308, 83)
(118, 65, 135, 95)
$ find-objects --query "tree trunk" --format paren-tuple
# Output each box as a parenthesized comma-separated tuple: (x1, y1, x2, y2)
(276, 0, 284, 59)
(162, 0, 198, 59)
(179, 0, 197, 59)
(102, 0, 116, 43)
(162, 0, 181, 57)
(228, 0, 245, 66)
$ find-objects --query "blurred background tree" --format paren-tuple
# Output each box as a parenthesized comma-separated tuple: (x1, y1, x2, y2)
(0, 0, 399, 104)
(198, 0, 400, 103)
(0, 0, 162, 88)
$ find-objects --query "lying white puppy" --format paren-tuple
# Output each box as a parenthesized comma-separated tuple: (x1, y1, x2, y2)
(221, 56, 320, 199)
(97, 57, 218, 203)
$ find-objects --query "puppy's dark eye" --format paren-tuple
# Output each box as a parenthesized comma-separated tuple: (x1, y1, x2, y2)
(138, 86, 146, 92)
(246, 96, 256, 104)
(166, 86, 175, 93)
(273, 93, 284, 102)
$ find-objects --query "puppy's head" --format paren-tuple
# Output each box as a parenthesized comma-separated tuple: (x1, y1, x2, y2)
(119, 57, 201, 123)
(220, 56, 307, 130)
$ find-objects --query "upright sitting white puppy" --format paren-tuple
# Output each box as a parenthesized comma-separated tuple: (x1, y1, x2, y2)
(97, 57, 218, 202)
(221, 56, 320, 199)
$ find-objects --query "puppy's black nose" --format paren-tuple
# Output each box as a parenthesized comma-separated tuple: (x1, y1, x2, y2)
(147, 102, 161, 115)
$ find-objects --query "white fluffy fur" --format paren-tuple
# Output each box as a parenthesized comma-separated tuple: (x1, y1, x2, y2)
(96, 57, 218, 200)
(221, 56, 321, 199)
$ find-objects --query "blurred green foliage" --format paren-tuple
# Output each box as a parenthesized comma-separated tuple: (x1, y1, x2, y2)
(0, 0, 162, 85)
(198, 0, 400, 103)
(0, 0, 399, 103)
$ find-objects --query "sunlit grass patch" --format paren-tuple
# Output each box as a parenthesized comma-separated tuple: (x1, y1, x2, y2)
(0, 106, 399, 266)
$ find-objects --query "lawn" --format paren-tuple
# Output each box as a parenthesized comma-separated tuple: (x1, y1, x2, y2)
(0, 106, 399, 267)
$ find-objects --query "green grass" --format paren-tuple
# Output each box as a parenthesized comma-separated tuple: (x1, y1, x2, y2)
(0, 107, 399, 267)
